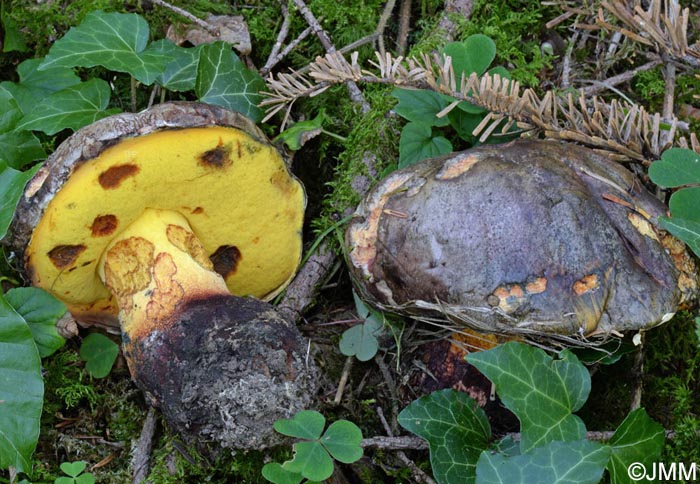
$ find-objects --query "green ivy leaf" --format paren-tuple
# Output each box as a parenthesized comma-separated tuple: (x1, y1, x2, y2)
(648, 148, 700, 188)
(0, 86, 22, 132)
(399, 121, 452, 168)
(39, 11, 171, 85)
(1, 59, 81, 115)
(16, 78, 119, 135)
(4, 287, 66, 358)
(321, 420, 363, 463)
(607, 408, 665, 484)
(274, 410, 326, 440)
(476, 439, 611, 484)
(443, 34, 496, 79)
(79, 333, 119, 378)
(392, 89, 453, 127)
(195, 41, 265, 122)
(0, 131, 46, 170)
(151, 40, 202, 92)
(261, 463, 304, 484)
(282, 440, 334, 482)
(275, 112, 325, 151)
(659, 216, 700, 258)
(1, 4, 28, 53)
(668, 187, 700, 223)
(0, 161, 41, 240)
(398, 389, 491, 484)
(0, 293, 43, 473)
(467, 342, 589, 453)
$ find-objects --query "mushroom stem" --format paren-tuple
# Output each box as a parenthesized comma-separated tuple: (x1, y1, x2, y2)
(97, 208, 229, 368)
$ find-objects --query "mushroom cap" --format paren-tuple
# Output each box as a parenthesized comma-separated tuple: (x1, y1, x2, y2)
(347, 139, 698, 338)
(7, 102, 305, 328)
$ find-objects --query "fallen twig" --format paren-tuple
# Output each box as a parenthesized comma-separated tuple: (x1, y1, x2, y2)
(151, 0, 219, 37)
(131, 407, 158, 484)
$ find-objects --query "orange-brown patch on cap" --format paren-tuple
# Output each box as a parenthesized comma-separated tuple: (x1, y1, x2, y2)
(573, 274, 599, 296)
(525, 276, 547, 294)
(435, 154, 480, 180)
(210, 245, 242, 279)
(198, 138, 233, 168)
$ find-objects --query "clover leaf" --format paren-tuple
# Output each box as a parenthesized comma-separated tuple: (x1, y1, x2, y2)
(270, 411, 363, 483)
(339, 292, 385, 361)
(79, 333, 119, 378)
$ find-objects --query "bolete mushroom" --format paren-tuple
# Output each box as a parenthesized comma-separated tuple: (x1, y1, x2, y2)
(5, 102, 316, 450)
(347, 140, 698, 340)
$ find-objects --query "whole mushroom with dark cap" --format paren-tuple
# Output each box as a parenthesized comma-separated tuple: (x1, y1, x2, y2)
(347, 139, 699, 340)
(4, 101, 317, 450)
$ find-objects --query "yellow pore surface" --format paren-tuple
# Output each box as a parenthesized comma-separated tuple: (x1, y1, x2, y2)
(26, 126, 305, 321)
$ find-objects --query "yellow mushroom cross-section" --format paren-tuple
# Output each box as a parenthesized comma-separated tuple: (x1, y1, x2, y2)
(6, 102, 316, 451)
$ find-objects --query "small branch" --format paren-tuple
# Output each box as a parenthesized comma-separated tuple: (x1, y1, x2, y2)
(151, 0, 220, 37)
(261, 2, 293, 76)
(579, 58, 664, 96)
(131, 407, 158, 484)
(397, 0, 411, 55)
(334, 356, 354, 405)
(376, 407, 437, 484)
(661, 62, 677, 146)
(292, 0, 370, 111)
(375, 0, 397, 57)
(361, 429, 683, 450)
(630, 333, 645, 412)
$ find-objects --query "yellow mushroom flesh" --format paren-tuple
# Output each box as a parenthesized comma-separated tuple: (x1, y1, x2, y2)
(24, 126, 305, 326)
(98, 208, 230, 348)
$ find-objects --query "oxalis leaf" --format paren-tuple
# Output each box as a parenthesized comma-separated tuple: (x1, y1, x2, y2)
(399, 121, 452, 168)
(668, 187, 700, 222)
(80, 333, 119, 378)
(476, 439, 611, 484)
(606, 408, 665, 484)
(398, 389, 491, 484)
(16, 78, 120, 135)
(467, 342, 590, 453)
(38, 10, 171, 85)
(4, 287, 65, 358)
(274, 411, 363, 482)
(0, 293, 44, 473)
(392, 89, 453, 127)
(261, 463, 304, 484)
(339, 292, 383, 361)
(0, 161, 41, 240)
(195, 41, 265, 122)
(443, 34, 496, 79)
(648, 147, 700, 188)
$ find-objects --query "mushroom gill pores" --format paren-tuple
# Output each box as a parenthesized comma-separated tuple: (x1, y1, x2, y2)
(6, 102, 316, 450)
(347, 140, 698, 338)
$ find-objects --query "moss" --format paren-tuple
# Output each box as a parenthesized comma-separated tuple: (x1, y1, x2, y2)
(312, 84, 400, 243)
(644, 313, 700, 463)
(146, 437, 293, 483)
(632, 67, 667, 112)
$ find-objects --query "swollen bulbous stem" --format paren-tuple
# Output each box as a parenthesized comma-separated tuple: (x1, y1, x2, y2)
(96, 208, 230, 346)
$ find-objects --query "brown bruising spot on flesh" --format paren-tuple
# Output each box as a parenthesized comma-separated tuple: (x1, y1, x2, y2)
(573, 274, 599, 296)
(103, 237, 155, 315)
(166, 224, 213, 271)
(191, 207, 204, 215)
(91, 214, 118, 237)
(435, 154, 480, 180)
(627, 212, 659, 242)
(270, 169, 295, 196)
(98, 164, 139, 189)
(146, 253, 185, 328)
(487, 276, 548, 313)
(347, 172, 414, 280)
(198, 138, 232, 168)
(210, 245, 242, 279)
(48, 244, 87, 269)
